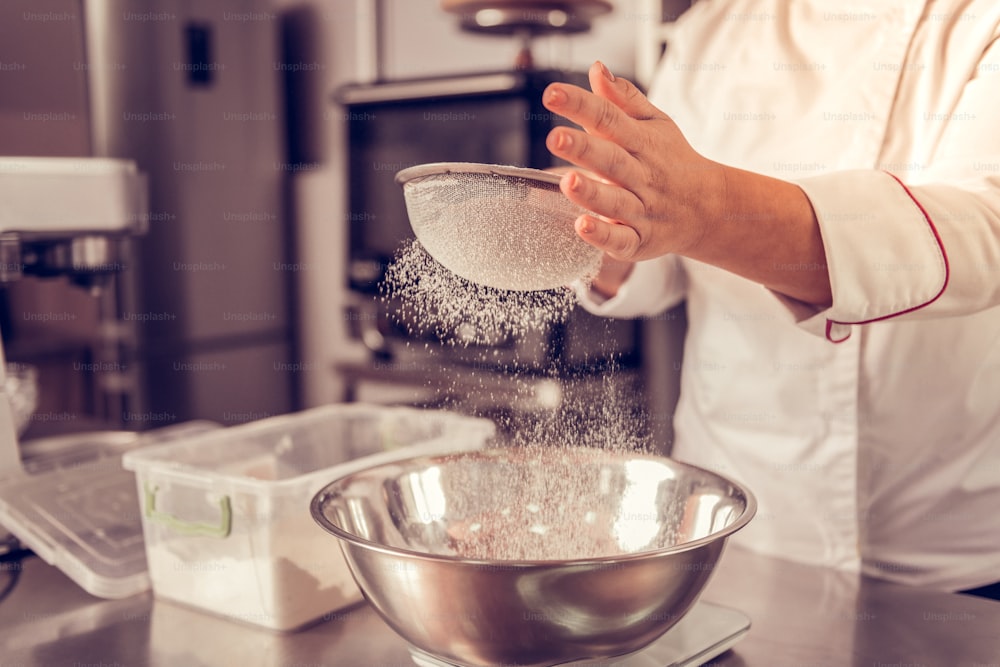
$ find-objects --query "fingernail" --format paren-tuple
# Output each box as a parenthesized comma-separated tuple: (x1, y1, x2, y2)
(578, 216, 595, 234)
(599, 61, 615, 82)
(545, 86, 567, 106)
(556, 131, 573, 151)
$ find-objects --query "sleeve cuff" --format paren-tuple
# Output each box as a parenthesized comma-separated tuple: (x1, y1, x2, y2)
(574, 255, 685, 318)
(785, 170, 949, 342)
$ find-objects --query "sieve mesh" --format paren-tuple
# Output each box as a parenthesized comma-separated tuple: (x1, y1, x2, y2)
(397, 164, 603, 291)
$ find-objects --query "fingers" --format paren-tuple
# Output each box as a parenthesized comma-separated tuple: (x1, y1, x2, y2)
(586, 61, 661, 122)
(542, 61, 668, 264)
(546, 126, 643, 188)
(543, 83, 644, 154)
(542, 62, 661, 148)
(559, 170, 644, 223)
(575, 214, 642, 260)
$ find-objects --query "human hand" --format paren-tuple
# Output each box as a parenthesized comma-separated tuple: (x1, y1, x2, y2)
(544, 61, 831, 307)
(543, 61, 725, 262)
(544, 165, 635, 297)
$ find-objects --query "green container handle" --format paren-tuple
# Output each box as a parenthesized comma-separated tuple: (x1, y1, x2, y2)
(143, 483, 232, 538)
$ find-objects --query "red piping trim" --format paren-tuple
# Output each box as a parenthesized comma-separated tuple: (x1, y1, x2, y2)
(823, 171, 950, 342)
(825, 319, 851, 344)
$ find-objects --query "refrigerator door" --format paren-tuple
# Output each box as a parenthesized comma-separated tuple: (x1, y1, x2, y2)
(83, 0, 297, 422)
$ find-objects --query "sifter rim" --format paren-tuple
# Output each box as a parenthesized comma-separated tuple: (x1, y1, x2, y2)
(394, 162, 563, 187)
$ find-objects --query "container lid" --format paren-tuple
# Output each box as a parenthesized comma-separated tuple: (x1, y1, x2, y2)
(0, 422, 220, 599)
(121, 404, 498, 496)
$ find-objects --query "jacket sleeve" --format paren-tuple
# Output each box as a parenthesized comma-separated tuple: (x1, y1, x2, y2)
(787, 169, 1000, 342)
(783, 43, 1000, 342)
(574, 254, 687, 318)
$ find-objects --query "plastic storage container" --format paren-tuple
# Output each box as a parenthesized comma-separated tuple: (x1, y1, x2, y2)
(0, 421, 222, 599)
(121, 404, 495, 631)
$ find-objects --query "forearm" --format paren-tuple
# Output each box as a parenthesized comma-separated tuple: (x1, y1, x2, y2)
(588, 255, 635, 299)
(692, 165, 832, 307)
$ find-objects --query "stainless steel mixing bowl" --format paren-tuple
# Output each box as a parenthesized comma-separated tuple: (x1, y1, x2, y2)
(310, 447, 755, 667)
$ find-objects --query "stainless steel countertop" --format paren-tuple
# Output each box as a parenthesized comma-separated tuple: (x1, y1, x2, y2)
(2, 544, 999, 666)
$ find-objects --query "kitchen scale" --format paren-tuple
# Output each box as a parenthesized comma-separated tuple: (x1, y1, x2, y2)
(408, 600, 751, 667)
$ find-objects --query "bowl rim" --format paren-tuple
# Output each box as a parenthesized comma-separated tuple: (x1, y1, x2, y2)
(309, 446, 758, 567)
(394, 161, 564, 187)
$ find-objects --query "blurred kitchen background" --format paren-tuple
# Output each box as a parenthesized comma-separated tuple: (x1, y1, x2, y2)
(0, 0, 691, 448)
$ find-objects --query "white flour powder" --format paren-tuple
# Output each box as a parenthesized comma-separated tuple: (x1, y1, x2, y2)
(437, 447, 677, 561)
(380, 240, 662, 562)
(383, 240, 580, 345)
(147, 507, 361, 631)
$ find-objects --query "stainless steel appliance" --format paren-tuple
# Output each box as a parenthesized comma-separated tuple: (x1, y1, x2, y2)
(0, 157, 147, 473)
(0, 153, 159, 593)
(0, 0, 297, 429)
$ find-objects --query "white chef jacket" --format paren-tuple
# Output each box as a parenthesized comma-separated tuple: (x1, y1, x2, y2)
(580, 0, 1000, 591)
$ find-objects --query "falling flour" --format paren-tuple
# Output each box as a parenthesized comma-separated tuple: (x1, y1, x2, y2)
(380, 239, 665, 562)
(382, 240, 579, 345)
(437, 447, 680, 562)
